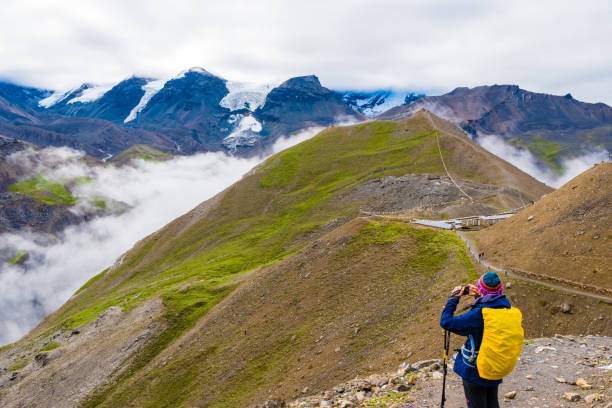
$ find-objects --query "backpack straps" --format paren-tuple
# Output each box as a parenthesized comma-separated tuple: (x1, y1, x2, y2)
(461, 334, 478, 367)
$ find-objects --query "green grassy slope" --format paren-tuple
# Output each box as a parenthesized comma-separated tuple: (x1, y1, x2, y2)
(508, 136, 565, 173)
(5, 112, 552, 407)
(8, 174, 78, 205)
(111, 144, 173, 165)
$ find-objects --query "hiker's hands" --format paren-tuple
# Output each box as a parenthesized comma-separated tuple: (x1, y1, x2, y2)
(451, 284, 481, 297)
(465, 284, 481, 298)
(451, 286, 466, 297)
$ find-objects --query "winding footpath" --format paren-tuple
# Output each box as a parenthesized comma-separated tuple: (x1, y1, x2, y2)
(456, 231, 612, 304)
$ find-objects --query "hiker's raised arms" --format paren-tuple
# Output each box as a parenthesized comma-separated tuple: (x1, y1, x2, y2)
(450, 284, 481, 298)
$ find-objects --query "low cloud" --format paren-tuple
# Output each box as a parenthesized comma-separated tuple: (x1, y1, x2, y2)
(270, 127, 325, 154)
(0, 127, 326, 345)
(268, 117, 360, 154)
(477, 134, 609, 188)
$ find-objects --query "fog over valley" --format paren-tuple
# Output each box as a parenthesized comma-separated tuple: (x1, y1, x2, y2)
(0, 128, 320, 345)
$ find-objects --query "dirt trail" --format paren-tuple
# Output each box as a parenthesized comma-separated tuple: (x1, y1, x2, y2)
(425, 111, 474, 202)
(362, 210, 612, 304)
(456, 231, 612, 304)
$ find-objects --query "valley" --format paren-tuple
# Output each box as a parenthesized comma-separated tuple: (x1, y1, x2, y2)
(1, 112, 608, 407)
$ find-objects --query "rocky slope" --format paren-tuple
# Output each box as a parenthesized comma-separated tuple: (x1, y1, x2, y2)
(3, 113, 602, 408)
(279, 335, 612, 408)
(378, 85, 612, 171)
(466, 161, 611, 290)
(247, 76, 364, 155)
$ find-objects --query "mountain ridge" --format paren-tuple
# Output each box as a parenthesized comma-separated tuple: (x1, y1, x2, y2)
(4, 75, 609, 168)
(377, 85, 612, 171)
(0, 70, 364, 158)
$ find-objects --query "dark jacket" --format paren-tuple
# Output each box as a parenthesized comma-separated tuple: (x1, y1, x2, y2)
(439, 293, 511, 387)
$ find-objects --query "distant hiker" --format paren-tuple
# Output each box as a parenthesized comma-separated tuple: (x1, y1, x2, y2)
(440, 272, 524, 408)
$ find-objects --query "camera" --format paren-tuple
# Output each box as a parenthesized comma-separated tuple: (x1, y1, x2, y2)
(451, 285, 470, 297)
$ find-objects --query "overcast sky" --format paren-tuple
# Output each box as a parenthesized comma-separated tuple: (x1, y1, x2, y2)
(1, 0, 610, 104)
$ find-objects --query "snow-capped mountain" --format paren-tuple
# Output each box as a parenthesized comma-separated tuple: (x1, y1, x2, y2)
(43, 78, 149, 123)
(0, 68, 364, 158)
(339, 90, 425, 118)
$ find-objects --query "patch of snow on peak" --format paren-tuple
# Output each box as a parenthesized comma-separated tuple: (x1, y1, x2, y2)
(67, 84, 113, 104)
(38, 89, 73, 108)
(124, 79, 166, 123)
(343, 91, 410, 118)
(222, 114, 263, 151)
(175, 67, 216, 79)
(220, 81, 279, 111)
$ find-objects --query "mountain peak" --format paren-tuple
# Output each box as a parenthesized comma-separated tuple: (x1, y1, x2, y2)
(279, 75, 322, 89)
(176, 67, 217, 79)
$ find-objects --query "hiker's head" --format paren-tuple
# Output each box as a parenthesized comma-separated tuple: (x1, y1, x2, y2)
(478, 271, 503, 295)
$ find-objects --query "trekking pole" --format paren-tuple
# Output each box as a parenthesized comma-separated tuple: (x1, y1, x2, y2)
(441, 330, 451, 408)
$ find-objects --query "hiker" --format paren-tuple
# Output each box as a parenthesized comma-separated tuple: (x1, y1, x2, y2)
(440, 272, 523, 408)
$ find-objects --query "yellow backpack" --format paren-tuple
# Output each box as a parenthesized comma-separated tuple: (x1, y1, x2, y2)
(477, 307, 524, 380)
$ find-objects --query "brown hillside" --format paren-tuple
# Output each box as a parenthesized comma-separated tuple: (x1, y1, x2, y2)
(78, 220, 612, 407)
(467, 161, 611, 290)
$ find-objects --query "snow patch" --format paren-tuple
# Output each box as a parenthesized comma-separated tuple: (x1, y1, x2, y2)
(342, 91, 421, 118)
(124, 79, 166, 123)
(67, 84, 113, 104)
(175, 66, 215, 79)
(220, 81, 279, 111)
(38, 89, 73, 108)
(222, 114, 263, 151)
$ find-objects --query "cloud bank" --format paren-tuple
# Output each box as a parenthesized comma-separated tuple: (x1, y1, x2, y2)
(477, 134, 609, 188)
(0, 127, 324, 345)
(1, 0, 611, 104)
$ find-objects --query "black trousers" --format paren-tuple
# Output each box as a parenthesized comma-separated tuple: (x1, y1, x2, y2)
(462, 379, 499, 408)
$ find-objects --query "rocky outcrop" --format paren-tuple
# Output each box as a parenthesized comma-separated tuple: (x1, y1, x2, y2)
(254, 76, 363, 148)
(0, 193, 93, 234)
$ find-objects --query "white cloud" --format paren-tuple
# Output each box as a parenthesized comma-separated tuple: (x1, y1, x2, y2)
(477, 134, 609, 188)
(0, 126, 327, 346)
(270, 127, 325, 153)
(0, 0, 610, 104)
(0, 148, 262, 345)
(268, 116, 361, 153)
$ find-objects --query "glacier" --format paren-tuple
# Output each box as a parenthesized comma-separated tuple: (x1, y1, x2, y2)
(67, 84, 113, 104)
(124, 79, 166, 123)
(220, 81, 279, 112)
(222, 114, 263, 151)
